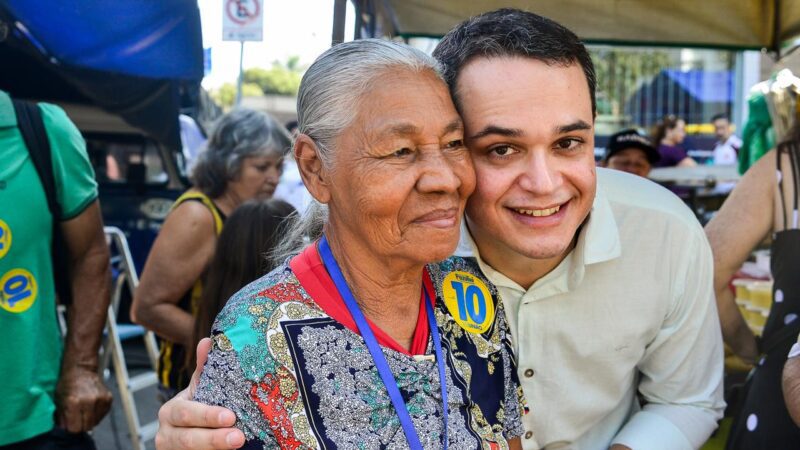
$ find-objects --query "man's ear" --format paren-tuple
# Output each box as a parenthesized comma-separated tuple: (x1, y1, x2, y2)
(294, 134, 331, 204)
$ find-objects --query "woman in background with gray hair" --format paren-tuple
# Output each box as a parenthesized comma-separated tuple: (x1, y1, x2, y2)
(132, 108, 291, 400)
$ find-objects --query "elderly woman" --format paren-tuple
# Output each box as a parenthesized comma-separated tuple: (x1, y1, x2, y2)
(182, 39, 525, 449)
(132, 108, 291, 399)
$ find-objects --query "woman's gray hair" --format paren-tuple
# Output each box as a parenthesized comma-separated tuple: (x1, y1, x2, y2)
(191, 108, 292, 198)
(271, 39, 443, 265)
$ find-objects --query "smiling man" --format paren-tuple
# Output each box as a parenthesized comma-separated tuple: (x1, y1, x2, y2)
(437, 9, 724, 450)
(153, 8, 724, 450)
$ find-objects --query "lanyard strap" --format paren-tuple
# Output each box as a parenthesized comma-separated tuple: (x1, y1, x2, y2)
(318, 237, 448, 450)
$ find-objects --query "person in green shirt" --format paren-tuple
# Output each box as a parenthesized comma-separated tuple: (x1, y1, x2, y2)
(0, 90, 112, 449)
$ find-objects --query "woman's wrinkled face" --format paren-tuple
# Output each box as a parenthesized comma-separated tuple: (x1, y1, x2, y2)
(228, 152, 284, 201)
(325, 69, 475, 266)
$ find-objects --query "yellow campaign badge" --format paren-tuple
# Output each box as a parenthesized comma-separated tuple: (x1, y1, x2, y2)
(0, 220, 11, 260)
(442, 271, 494, 334)
(0, 269, 38, 313)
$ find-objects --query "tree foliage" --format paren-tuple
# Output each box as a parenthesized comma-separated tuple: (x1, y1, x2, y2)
(243, 57, 303, 96)
(210, 56, 303, 108)
(590, 48, 673, 116)
(211, 82, 263, 108)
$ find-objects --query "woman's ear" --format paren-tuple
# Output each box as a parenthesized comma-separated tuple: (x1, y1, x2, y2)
(294, 134, 331, 204)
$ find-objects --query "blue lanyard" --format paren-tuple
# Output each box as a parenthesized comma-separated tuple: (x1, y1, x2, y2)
(318, 237, 448, 450)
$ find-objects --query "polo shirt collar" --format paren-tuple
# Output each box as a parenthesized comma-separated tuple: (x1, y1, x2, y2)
(454, 178, 622, 295)
(0, 91, 17, 128)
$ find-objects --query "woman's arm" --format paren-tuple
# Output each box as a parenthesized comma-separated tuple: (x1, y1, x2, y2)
(784, 344, 800, 426)
(132, 200, 217, 347)
(704, 150, 776, 362)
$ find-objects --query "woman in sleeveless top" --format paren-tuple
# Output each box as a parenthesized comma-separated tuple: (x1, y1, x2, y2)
(131, 108, 292, 400)
(705, 124, 800, 448)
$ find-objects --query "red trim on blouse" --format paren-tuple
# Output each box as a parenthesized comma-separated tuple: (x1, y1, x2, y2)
(289, 243, 434, 356)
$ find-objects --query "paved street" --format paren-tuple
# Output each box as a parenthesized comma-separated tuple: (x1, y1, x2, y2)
(93, 340, 159, 450)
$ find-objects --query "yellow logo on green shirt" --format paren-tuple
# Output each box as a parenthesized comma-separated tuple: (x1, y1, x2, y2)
(0, 269, 38, 313)
(442, 271, 494, 334)
(0, 220, 10, 260)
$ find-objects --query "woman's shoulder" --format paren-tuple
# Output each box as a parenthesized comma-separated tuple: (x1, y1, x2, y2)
(213, 263, 318, 331)
(164, 190, 217, 231)
(209, 262, 323, 380)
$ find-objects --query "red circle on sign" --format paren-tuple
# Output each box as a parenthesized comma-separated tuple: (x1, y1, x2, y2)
(226, 0, 260, 26)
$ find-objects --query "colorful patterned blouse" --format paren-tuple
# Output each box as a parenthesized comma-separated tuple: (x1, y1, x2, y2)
(195, 243, 526, 449)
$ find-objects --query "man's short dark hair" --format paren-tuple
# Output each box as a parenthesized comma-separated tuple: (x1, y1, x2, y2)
(432, 8, 596, 116)
(710, 113, 729, 123)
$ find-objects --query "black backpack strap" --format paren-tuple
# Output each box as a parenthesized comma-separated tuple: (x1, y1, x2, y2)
(12, 99, 61, 218)
(11, 99, 72, 306)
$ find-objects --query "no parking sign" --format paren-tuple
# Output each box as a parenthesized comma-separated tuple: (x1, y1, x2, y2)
(222, 0, 263, 41)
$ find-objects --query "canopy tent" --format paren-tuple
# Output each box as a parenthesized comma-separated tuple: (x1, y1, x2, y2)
(0, 1, 205, 149)
(359, 0, 800, 53)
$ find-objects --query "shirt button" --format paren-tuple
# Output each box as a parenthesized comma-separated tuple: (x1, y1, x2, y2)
(525, 431, 534, 439)
(524, 368, 535, 377)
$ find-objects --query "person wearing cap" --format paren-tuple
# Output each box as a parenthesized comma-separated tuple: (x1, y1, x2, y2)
(602, 129, 660, 178)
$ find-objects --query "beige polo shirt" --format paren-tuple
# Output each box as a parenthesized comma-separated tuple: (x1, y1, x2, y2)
(456, 168, 725, 450)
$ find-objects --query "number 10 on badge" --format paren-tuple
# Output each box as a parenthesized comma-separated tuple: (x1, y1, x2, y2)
(442, 271, 494, 334)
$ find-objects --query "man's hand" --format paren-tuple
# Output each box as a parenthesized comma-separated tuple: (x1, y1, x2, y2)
(783, 346, 800, 426)
(55, 366, 112, 432)
(155, 338, 244, 450)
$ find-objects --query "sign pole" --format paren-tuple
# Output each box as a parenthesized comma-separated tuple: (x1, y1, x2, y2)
(235, 40, 244, 106)
(223, 0, 262, 107)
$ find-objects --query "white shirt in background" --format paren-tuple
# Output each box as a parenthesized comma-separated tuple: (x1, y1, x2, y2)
(274, 156, 312, 214)
(456, 168, 725, 450)
(713, 135, 742, 165)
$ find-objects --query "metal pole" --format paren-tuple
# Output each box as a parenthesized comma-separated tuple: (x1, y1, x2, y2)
(332, 0, 346, 46)
(354, 0, 363, 40)
(773, 0, 782, 59)
(235, 40, 244, 106)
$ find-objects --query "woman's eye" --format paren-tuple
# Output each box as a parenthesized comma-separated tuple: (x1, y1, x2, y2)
(445, 139, 464, 149)
(392, 147, 413, 157)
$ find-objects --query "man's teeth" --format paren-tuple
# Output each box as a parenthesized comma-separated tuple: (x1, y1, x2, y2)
(515, 205, 561, 217)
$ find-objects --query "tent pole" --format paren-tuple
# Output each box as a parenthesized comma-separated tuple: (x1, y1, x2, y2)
(354, 0, 363, 39)
(773, 0, 782, 59)
(332, 0, 347, 46)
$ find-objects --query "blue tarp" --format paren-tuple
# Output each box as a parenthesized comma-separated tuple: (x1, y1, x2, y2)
(625, 69, 733, 127)
(663, 70, 733, 103)
(3, 0, 203, 80)
(0, 1, 206, 148)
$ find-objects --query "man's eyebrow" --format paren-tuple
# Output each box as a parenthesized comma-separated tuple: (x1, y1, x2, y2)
(557, 120, 592, 134)
(469, 125, 523, 140)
